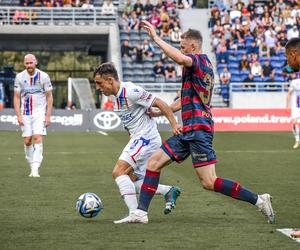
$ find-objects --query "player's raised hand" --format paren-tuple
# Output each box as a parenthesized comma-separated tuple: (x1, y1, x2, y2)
(17, 115, 23, 126)
(141, 20, 157, 39)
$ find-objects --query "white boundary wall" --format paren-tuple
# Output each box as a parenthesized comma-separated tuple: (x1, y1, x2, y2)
(230, 92, 286, 109)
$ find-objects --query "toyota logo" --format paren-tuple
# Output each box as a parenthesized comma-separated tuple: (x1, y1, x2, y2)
(93, 111, 121, 130)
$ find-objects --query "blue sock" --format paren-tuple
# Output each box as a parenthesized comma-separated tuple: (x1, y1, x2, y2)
(137, 169, 160, 212)
(214, 177, 258, 205)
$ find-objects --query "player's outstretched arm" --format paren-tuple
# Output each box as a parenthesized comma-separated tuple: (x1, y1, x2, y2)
(152, 98, 182, 135)
(141, 20, 192, 67)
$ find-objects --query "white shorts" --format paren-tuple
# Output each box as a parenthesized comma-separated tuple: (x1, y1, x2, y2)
(21, 115, 46, 137)
(119, 132, 162, 180)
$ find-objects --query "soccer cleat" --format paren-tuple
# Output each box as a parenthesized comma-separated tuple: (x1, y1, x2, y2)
(164, 186, 181, 215)
(293, 141, 299, 149)
(257, 194, 275, 224)
(113, 209, 148, 224)
(28, 171, 33, 177)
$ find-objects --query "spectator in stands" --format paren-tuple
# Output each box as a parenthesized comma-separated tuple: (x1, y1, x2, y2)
(247, 0, 256, 15)
(239, 54, 250, 72)
(170, 26, 182, 43)
(165, 64, 176, 79)
(249, 54, 263, 81)
(142, 39, 155, 58)
(287, 25, 299, 40)
(216, 38, 228, 64)
(148, 10, 161, 29)
(262, 59, 275, 82)
(81, 0, 94, 10)
(101, 0, 115, 16)
(235, 0, 245, 11)
(121, 40, 132, 58)
(133, 44, 143, 64)
(144, 0, 154, 15)
(262, 12, 273, 28)
(123, 0, 133, 14)
(259, 41, 270, 58)
(133, 0, 144, 17)
(247, 40, 259, 55)
(119, 13, 130, 31)
(182, 0, 192, 9)
(129, 12, 140, 30)
(153, 60, 165, 77)
(103, 96, 114, 110)
(219, 67, 231, 85)
(230, 5, 241, 21)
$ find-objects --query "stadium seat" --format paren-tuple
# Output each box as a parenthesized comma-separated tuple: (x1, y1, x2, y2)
(144, 76, 155, 83)
(230, 75, 242, 82)
(155, 76, 165, 83)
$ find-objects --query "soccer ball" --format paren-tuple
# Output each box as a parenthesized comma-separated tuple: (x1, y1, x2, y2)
(76, 192, 103, 218)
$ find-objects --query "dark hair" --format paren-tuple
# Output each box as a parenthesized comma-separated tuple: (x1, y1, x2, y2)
(180, 29, 203, 48)
(94, 62, 119, 80)
(285, 37, 300, 51)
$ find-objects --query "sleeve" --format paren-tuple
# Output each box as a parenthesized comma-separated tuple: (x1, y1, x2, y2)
(127, 85, 156, 109)
(14, 74, 21, 92)
(43, 73, 53, 92)
(185, 54, 199, 71)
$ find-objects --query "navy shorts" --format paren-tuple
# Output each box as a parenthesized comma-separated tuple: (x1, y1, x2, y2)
(161, 130, 218, 168)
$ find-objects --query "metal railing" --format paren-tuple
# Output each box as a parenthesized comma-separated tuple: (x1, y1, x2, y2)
(0, 6, 118, 25)
(137, 82, 181, 93)
(229, 82, 289, 92)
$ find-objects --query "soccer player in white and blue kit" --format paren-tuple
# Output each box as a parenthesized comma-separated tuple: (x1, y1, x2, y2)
(287, 78, 300, 149)
(285, 37, 300, 149)
(13, 54, 53, 177)
(94, 63, 182, 223)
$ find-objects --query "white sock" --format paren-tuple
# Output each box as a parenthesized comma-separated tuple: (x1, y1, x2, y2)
(115, 175, 138, 213)
(32, 143, 43, 169)
(255, 195, 263, 206)
(24, 144, 34, 165)
(134, 179, 171, 195)
(293, 124, 299, 141)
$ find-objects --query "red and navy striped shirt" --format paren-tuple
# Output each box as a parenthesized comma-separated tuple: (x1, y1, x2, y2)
(181, 54, 214, 133)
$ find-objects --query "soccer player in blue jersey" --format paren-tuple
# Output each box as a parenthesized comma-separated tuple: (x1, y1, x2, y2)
(117, 21, 275, 224)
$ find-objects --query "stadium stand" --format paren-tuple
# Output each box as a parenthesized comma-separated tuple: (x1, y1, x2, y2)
(209, 0, 299, 103)
(118, 0, 183, 83)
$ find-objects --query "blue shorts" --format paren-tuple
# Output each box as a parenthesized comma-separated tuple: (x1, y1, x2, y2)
(161, 130, 218, 168)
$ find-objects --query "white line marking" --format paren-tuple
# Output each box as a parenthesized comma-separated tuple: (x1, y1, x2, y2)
(97, 131, 108, 136)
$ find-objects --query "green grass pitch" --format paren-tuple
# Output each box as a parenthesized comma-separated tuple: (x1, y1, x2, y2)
(0, 131, 299, 249)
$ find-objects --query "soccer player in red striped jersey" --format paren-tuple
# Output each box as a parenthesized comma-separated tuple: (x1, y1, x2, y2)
(117, 21, 275, 224)
(14, 54, 53, 177)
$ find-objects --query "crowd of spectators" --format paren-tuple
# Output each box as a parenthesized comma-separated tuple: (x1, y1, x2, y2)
(120, 0, 188, 83)
(210, 0, 300, 87)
